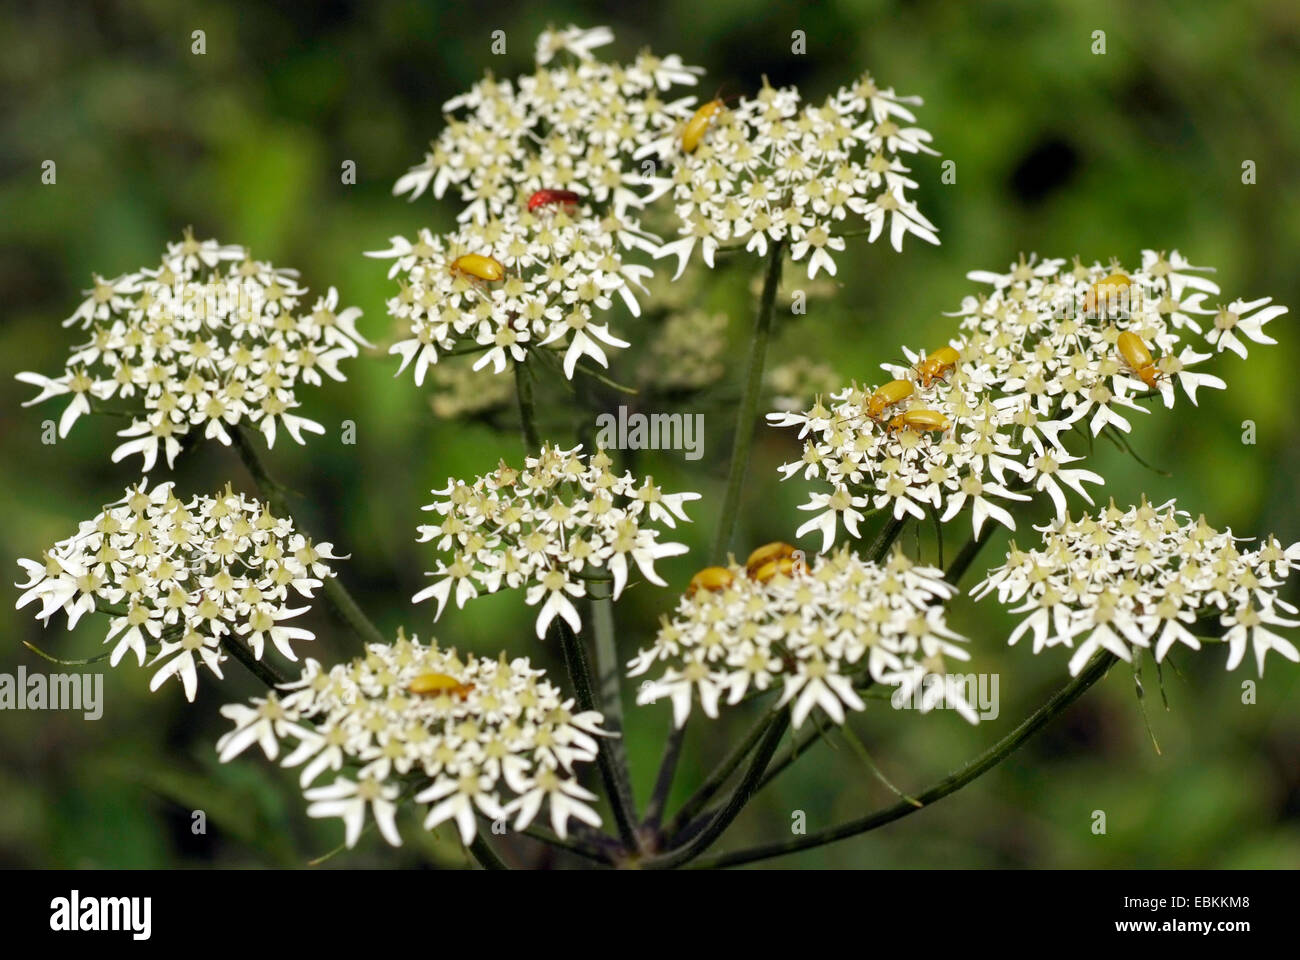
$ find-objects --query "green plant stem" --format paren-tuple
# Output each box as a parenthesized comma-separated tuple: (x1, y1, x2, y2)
(753, 720, 827, 793)
(590, 586, 624, 733)
(868, 514, 907, 562)
(552, 618, 638, 849)
(944, 527, 994, 586)
(710, 240, 785, 564)
(221, 633, 290, 688)
(678, 675, 879, 842)
(647, 709, 791, 869)
(230, 427, 384, 650)
(468, 834, 509, 870)
(662, 704, 776, 842)
(640, 722, 686, 838)
(22, 642, 122, 667)
(691, 652, 1118, 869)
(521, 825, 613, 864)
(515, 358, 541, 450)
(749, 676, 876, 797)
(590, 582, 636, 821)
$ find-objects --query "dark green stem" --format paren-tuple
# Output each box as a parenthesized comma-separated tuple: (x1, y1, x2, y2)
(640, 722, 687, 839)
(515, 358, 541, 451)
(751, 677, 877, 796)
(647, 709, 791, 869)
(220, 634, 290, 688)
(521, 825, 614, 864)
(662, 704, 777, 843)
(691, 652, 1118, 869)
(468, 834, 508, 870)
(944, 527, 994, 586)
(711, 240, 785, 564)
(753, 720, 827, 794)
(553, 618, 638, 849)
(589, 582, 636, 823)
(868, 514, 907, 563)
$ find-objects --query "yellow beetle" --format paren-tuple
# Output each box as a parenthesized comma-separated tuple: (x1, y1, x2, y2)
(681, 99, 726, 153)
(885, 409, 951, 437)
(409, 672, 475, 699)
(866, 379, 915, 421)
(1117, 330, 1161, 389)
(685, 565, 735, 596)
(449, 253, 506, 282)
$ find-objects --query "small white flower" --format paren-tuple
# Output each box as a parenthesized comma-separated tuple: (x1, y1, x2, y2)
(534, 24, 614, 64)
(305, 777, 403, 849)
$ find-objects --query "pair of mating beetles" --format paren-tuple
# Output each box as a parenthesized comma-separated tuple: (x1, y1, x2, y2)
(685, 541, 803, 597)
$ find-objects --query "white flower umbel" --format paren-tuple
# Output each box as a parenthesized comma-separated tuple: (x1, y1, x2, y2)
(413, 444, 698, 638)
(217, 631, 612, 846)
(16, 230, 368, 472)
(369, 203, 655, 382)
(14, 480, 340, 701)
(649, 73, 940, 281)
(628, 543, 980, 728)
(769, 382, 1041, 549)
(951, 250, 1285, 433)
(770, 250, 1287, 551)
(971, 498, 1300, 677)
(395, 27, 702, 222)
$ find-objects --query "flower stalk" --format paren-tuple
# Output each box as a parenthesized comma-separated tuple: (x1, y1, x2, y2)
(691, 652, 1118, 868)
(711, 240, 785, 564)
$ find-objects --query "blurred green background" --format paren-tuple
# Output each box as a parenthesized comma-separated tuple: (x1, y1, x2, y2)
(2, 0, 1298, 869)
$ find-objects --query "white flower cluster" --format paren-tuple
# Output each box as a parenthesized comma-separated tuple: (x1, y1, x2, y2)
(17, 230, 369, 471)
(770, 250, 1287, 550)
(628, 543, 979, 729)
(769, 378, 1090, 550)
(413, 444, 699, 638)
(15, 481, 340, 701)
(376, 27, 708, 386)
(971, 498, 1300, 677)
(217, 632, 611, 847)
(650, 74, 940, 281)
(369, 206, 654, 382)
(951, 250, 1286, 434)
(393, 26, 702, 222)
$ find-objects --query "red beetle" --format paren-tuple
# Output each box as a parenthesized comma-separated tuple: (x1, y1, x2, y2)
(527, 189, 581, 213)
